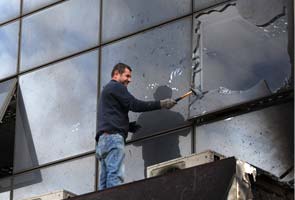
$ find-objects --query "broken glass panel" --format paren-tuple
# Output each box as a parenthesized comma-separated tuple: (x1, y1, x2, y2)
(101, 17, 191, 140)
(0, 79, 17, 180)
(23, 0, 61, 14)
(190, 2, 292, 117)
(0, 79, 17, 123)
(193, 0, 229, 12)
(0, 0, 20, 24)
(13, 156, 95, 200)
(102, 0, 191, 43)
(119, 127, 191, 183)
(20, 0, 100, 72)
(14, 50, 98, 172)
(0, 21, 19, 80)
(195, 102, 294, 178)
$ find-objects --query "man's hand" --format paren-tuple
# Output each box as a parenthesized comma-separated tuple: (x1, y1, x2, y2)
(160, 99, 177, 109)
(129, 121, 142, 133)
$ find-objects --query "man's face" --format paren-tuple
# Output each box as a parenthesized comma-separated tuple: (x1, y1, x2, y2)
(113, 68, 132, 87)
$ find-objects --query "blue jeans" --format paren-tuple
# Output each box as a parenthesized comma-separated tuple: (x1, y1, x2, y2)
(96, 133, 125, 190)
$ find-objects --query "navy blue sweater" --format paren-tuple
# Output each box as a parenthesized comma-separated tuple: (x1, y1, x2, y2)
(96, 80, 161, 141)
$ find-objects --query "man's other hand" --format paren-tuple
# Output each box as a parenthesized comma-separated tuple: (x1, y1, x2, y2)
(160, 99, 177, 109)
(129, 121, 142, 133)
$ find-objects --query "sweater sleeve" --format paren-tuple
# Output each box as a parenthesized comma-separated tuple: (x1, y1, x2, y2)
(111, 83, 161, 112)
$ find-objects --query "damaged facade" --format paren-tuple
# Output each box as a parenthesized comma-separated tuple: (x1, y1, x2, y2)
(0, 0, 293, 199)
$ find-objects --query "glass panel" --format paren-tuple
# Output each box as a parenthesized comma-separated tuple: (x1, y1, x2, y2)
(0, 177, 11, 200)
(0, 0, 20, 24)
(190, 3, 292, 117)
(0, 78, 17, 121)
(14, 50, 98, 172)
(115, 128, 191, 183)
(193, 0, 230, 12)
(102, 0, 191, 43)
(195, 102, 294, 178)
(101, 17, 192, 135)
(13, 156, 95, 200)
(0, 21, 19, 80)
(20, 0, 100, 71)
(23, 0, 61, 14)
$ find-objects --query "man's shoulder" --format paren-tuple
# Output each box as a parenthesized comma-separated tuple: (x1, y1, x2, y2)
(104, 80, 126, 92)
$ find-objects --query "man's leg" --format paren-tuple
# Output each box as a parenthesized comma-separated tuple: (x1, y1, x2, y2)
(98, 159, 107, 190)
(105, 147, 125, 188)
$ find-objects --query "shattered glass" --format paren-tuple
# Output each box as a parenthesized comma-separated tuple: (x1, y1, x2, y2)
(101, 17, 192, 140)
(190, 1, 292, 117)
(195, 102, 294, 179)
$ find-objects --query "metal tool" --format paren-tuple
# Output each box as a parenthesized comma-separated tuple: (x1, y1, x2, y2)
(174, 88, 197, 102)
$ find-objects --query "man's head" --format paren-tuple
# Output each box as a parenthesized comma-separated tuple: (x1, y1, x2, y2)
(111, 63, 132, 87)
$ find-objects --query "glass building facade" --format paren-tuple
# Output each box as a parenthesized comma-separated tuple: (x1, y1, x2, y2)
(0, 0, 293, 199)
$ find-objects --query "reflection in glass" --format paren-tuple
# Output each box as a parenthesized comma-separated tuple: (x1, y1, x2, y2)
(0, 0, 20, 24)
(101, 17, 191, 129)
(124, 128, 191, 183)
(102, 0, 191, 42)
(20, 0, 100, 71)
(190, 4, 292, 117)
(14, 50, 98, 172)
(0, 21, 19, 80)
(13, 156, 95, 200)
(23, 0, 60, 14)
(0, 78, 17, 121)
(195, 102, 294, 178)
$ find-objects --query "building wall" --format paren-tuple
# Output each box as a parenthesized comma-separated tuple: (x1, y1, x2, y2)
(0, 0, 293, 199)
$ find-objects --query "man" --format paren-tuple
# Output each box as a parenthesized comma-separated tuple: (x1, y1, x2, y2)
(96, 63, 176, 190)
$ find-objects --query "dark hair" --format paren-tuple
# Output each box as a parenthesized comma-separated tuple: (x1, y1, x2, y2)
(111, 63, 132, 77)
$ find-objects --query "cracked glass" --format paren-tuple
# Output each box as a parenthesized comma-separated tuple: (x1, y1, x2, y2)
(0, 21, 19, 81)
(13, 156, 95, 200)
(190, 1, 292, 117)
(20, 0, 100, 72)
(195, 102, 294, 178)
(100, 17, 192, 141)
(102, 0, 191, 43)
(194, 0, 229, 12)
(14, 50, 98, 172)
(0, 0, 20, 24)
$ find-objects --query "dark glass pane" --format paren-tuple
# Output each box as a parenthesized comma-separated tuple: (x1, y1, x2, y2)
(190, 2, 292, 117)
(0, 177, 11, 200)
(195, 102, 294, 178)
(102, 0, 191, 42)
(0, 0, 20, 24)
(101, 17, 192, 139)
(20, 0, 100, 71)
(13, 156, 95, 200)
(0, 21, 18, 80)
(14, 50, 98, 172)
